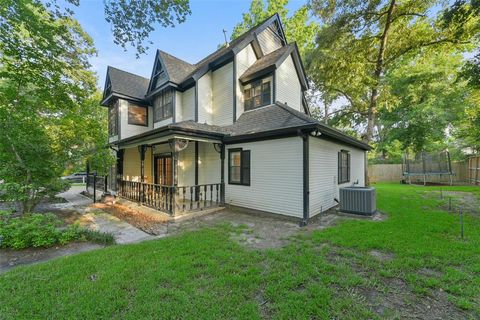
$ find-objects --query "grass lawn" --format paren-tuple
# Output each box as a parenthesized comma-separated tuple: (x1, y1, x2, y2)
(1, 183, 479, 319)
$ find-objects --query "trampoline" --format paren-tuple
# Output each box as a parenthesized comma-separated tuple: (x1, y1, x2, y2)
(402, 151, 454, 185)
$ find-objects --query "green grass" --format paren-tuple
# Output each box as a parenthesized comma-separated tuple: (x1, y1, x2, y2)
(0, 183, 479, 319)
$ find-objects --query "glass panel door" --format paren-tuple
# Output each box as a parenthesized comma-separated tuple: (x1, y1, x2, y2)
(154, 155, 173, 185)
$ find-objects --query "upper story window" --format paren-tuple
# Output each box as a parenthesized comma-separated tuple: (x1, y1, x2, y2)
(128, 105, 148, 126)
(108, 102, 118, 136)
(154, 89, 173, 122)
(338, 150, 350, 184)
(244, 77, 271, 111)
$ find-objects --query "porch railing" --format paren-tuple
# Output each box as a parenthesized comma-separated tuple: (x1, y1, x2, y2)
(117, 180, 223, 215)
(177, 184, 222, 212)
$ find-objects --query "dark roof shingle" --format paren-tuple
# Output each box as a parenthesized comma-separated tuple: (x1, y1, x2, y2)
(158, 50, 196, 84)
(107, 66, 150, 100)
(239, 45, 292, 83)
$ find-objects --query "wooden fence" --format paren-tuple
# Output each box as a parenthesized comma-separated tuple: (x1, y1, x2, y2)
(368, 161, 470, 184)
(468, 156, 480, 185)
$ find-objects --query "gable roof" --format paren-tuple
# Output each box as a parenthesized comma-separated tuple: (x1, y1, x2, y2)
(101, 66, 150, 105)
(239, 44, 293, 83)
(156, 13, 288, 87)
(159, 50, 196, 84)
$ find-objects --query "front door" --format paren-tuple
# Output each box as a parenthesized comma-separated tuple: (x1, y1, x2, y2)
(154, 154, 173, 185)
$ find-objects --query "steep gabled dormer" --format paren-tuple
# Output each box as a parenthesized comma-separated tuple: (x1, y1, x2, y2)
(100, 66, 152, 142)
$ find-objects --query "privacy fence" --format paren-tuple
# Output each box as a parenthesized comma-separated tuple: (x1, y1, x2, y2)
(369, 160, 474, 184)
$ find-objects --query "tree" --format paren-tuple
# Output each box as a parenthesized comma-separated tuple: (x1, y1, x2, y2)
(378, 49, 470, 153)
(0, 0, 107, 213)
(103, 0, 191, 57)
(307, 0, 479, 143)
(15, 0, 191, 57)
(231, 0, 319, 56)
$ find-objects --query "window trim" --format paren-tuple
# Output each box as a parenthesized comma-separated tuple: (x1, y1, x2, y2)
(154, 89, 173, 122)
(228, 148, 251, 186)
(127, 104, 148, 126)
(108, 101, 118, 137)
(243, 76, 272, 111)
(338, 150, 351, 184)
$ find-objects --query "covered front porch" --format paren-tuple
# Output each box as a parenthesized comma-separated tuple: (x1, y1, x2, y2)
(113, 135, 225, 215)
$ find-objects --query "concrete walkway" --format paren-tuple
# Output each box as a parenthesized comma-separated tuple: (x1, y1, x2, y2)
(80, 210, 156, 244)
(55, 186, 155, 244)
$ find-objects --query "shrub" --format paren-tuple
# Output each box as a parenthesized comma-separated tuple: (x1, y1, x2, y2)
(0, 211, 115, 249)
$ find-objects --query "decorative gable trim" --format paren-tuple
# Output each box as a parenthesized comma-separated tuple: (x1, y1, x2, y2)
(147, 50, 170, 95)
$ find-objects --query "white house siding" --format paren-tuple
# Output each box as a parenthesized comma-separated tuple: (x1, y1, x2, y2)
(181, 87, 195, 121)
(225, 137, 303, 218)
(118, 99, 153, 140)
(197, 72, 213, 124)
(276, 55, 302, 111)
(257, 25, 282, 55)
(198, 142, 220, 184)
(235, 44, 257, 120)
(175, 90, 183, 122)
(212, 62, 233, 126)
(122, 147, 153, 183)
(309, 137, 366, 217)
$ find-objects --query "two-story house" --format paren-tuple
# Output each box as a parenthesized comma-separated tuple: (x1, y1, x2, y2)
(100, 14, 370, 225)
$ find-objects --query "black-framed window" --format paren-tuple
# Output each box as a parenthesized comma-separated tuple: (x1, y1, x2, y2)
(108, 102, 118, 136)
(154, 89, 173, 122)
(228, 148, 250, 185)
(338, 150, 350, 184)
(128, 105, 148, 126)
(244, 79, 271, 111)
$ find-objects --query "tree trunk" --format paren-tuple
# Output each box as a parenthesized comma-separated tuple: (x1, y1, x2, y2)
(365, 0, 396, 144)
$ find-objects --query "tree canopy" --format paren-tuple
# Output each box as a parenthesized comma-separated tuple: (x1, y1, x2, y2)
(306, 0, 479, 145)
(0, 0, 111, 213)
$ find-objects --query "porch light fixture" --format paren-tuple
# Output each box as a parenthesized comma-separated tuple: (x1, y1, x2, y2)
(213, 143, 223, 153)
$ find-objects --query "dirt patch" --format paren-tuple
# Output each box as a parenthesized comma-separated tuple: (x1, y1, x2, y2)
(425, 191, 479, 215)
(0, 242, 103, 274)
(325, 246, 467, 319)
(418, 267, 443, 278)
(369, 249, 394, 262)
(357, 277, 468, 320)
(91, 203, 168, 235)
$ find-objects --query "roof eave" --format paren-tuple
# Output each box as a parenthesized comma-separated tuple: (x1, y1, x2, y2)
(115, 125, 225, 147)
(224, 123, 317, 143)
(316, 124, 372, 151)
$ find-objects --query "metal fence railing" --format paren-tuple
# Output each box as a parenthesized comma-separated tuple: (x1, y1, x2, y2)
(86, 173, 107, 203)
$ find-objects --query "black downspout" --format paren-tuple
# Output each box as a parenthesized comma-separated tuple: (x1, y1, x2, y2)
(301, 131, 309, 226)
(220, 143, 225, 205)
(194, 82, 199, 122)
(116, 149, 124, 192)
(232, 58, 237, 123)
(195, 141, 199, 200)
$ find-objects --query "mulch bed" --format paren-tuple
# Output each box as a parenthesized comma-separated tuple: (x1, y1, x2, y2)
(91, 203, 169, 235)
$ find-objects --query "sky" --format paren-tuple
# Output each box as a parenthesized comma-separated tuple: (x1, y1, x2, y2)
(72, 0, 306, 88)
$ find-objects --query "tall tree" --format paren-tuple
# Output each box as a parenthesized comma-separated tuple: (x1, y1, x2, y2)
(14, 0, 191, 57)
(378, 49, 470, 153)
(307, 0, 479, 143)
(231, 0, 319, 56)
(0, 0, 105, 213)
(103, 0, 191, 57)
